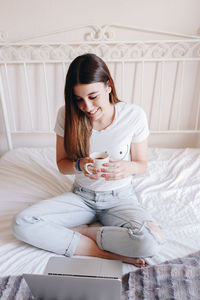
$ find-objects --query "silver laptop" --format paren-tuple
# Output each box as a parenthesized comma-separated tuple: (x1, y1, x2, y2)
(24, 257, 122, 300)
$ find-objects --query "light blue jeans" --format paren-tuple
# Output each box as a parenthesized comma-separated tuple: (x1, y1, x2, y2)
(12, 182, 162, 258)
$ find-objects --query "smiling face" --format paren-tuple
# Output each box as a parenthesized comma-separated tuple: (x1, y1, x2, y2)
(73, 82, 113, 122)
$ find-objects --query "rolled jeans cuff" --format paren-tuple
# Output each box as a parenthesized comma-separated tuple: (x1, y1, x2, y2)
(96, 227, 105, 250)
(65, 231, 81, 257)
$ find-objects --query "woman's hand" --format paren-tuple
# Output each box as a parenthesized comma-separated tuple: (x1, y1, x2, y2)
(79, 157, 101, 179)
(100, 138, 148, 181)
(100, 159, 135, 181)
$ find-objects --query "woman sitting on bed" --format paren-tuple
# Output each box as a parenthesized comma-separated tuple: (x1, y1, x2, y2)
(12, 53, 164, 267)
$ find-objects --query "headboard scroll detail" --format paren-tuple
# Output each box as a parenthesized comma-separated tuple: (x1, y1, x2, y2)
(0, 24, 200, 152)
(0, 41, 200, 62)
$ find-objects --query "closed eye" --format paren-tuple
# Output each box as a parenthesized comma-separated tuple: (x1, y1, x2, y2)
(89, 96, 97, 100)
(75, 95, 98, 102)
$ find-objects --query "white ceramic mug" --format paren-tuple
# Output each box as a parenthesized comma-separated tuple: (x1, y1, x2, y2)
(84, 152, 109, 175)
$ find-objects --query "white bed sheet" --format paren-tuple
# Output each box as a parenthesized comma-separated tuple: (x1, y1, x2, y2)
(0, 147, 200, 276)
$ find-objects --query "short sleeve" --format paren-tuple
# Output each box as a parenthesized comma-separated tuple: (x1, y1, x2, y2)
(54, 106, 65, 137)
(132, 106, 149, 143)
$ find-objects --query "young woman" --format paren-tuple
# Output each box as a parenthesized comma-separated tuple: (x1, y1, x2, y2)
(12, 53, 164, 267)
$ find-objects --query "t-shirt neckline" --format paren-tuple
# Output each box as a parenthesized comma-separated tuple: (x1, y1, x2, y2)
(92, 103, 119, 134)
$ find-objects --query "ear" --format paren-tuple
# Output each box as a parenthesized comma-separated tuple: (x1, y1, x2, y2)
(106, 80, 112, 93)
(107, 87, 112, 93)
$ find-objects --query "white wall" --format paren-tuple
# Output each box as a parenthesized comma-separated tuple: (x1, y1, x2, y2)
(0, 0, 200, 42)
(0, 101, 8, 154)
(0, 0, 199, 153)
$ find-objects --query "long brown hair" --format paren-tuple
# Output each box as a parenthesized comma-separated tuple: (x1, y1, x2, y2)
(64, 53, 120, 161)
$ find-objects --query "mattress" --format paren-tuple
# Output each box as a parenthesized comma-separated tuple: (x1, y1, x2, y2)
(0, 147, 200, 276)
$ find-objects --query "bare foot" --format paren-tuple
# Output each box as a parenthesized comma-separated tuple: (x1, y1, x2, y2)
(73, 229, 147, 268)
(123, 257, 146, 267)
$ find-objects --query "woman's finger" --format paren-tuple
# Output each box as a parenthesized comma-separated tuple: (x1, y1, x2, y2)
(85, 173, 99, 179)
(102, 163, 118, 169)
(100, 167, 114, 173)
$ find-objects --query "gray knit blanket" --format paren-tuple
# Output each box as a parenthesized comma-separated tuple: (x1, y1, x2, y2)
(1, 251, 200, 300)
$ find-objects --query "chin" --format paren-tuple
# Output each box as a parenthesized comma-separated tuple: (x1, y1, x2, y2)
(94, 110, 102, 120)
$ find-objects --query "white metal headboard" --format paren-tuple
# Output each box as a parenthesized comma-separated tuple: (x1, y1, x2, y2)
(0, 24, 200, 154)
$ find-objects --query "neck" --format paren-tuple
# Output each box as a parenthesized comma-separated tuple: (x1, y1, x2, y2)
(92, 104, 115, 131)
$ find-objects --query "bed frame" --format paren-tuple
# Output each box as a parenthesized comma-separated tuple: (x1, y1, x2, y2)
(0, 24, 200, 155)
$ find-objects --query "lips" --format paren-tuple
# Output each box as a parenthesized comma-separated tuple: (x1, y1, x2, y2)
(87, 108, 99, 117)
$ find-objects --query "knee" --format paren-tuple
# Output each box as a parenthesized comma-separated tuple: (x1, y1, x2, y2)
(11, 212, 25, 240)
(11, 213, 22, 241)
(138, 230, 161, 257)
(11, 210, 38, 241)
(96, 225, 163, 258)
(146, 221, 165, 255)
(131, 221, 165, 257)
(122, 220, 165, 258)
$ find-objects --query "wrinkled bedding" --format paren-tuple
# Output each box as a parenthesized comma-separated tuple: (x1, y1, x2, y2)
(0, 147, 200, 276)
(122, 250, 200, 299)
(1, 250, 200, 299)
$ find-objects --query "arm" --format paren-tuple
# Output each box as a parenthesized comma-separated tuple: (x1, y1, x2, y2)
(129, 138, 148, 175)
(101, 138, 148, 180)
(56, 135, 99, 177)
(56, 135, 74, 174)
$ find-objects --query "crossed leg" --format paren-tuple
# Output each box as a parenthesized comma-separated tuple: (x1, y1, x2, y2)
(71, 201, 164, 268)
(72, 225, 146, 267)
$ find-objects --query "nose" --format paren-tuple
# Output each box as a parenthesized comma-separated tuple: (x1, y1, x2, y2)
(82, 99, 93, 111)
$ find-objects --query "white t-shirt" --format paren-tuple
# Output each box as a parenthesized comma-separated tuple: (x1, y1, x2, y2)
(54, 102, 149, 191)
